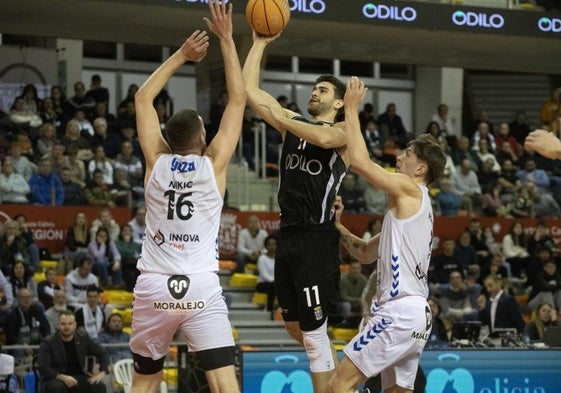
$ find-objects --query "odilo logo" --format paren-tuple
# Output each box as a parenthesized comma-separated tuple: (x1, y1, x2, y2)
(362, 3, 417, 22)
(452, 11, 504, 28)
(538, 17, 561, 32)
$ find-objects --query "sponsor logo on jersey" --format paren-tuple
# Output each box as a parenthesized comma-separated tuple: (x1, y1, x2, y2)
(169, 233, 200, 242)
(154, 229, 165, 246)
(167, 275, 190, 299)
(284, 154, 323, 175)
(313, 306, 323, 320)
(170, 157, 195, 173)
(153, 300, 205, 313)
(411, 330, 430, 341)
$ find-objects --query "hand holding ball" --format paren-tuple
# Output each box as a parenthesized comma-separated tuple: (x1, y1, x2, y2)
(246, 0, 291, 36)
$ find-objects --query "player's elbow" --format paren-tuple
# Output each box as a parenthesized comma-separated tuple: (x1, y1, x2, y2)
(134, 88, 152, 105)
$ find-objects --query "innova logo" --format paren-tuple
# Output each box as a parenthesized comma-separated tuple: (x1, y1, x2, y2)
(362, 3, 417, 22)
(538, 17, 561, 32)
(452, 11, 504, 29)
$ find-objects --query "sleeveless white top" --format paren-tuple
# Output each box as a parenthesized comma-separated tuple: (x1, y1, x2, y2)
(376, 184, 433, 304)
(137, 154, 221, 275)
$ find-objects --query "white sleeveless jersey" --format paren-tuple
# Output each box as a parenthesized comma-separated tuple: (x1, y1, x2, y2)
(376, 184, 433, 304)
(137, 154, 221, 275)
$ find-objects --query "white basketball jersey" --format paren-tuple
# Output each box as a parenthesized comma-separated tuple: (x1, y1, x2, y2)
(137, 154, 221, 275)
(376, 184, 433, 304)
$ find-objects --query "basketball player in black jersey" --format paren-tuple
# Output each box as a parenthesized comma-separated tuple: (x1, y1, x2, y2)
(243, 32, 350, 393)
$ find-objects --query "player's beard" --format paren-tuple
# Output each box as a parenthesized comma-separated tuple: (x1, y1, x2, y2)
(307, 100, 327, 118)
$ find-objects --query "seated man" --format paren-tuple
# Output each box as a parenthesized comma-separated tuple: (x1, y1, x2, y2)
(37, 310, 108, 393)
(63, 255, 99, 310)
(338, 260, 367, 327)
(97, 313, 131, 363)
(439, 270, 480, 325)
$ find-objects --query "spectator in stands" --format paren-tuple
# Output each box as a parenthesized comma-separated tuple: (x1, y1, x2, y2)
(8, 96, 43, 130)
(431, 103, 454, 138)
(84, 169, 115, 208)
(495, 122, 521, 158)
(256, 235, 277, 314)
(495, 140, 520, 168)
(434, 177, 462, 216)
(47, 140, 66, 174)
(363, 118, 382, 157)
(44, 289, 74, 333)
(454, 230, 478, 278)
(64, 212, 91, 266)
(497, 159, 522, 204)
(88, 227, 122, 288)
(8, 260, 37, 304)
(13, 214, 39, 271)
(425, 121, 443, 145)
(49, 85, 66, 125)
(451, 158, 482, 216)
(40, 97, 62, 134)
(481, 183, 510, 217)
(127, 206, 146, 245)
(509, 110, 532, 145)
(75, 285, 107, 339)
(527, 220, 558, 257)
(361, 218, 382, 241)
(36, 122, 57, 159)
(64, 81, 96, 120)
(5, 288, 50, 348)
(60, 166, 87, 206)
(97, 313, 131, 362)
(439, 270, 479, 325)
(19, 84, 42, 114)
(525, 302, 558, 342)
(427, 297, 449, 344)
(477, 274, 525, 335)
(90, 208, 120, 242)
(37, 309, 108, 393)
(528, 259, 561, 312)
(117, 100, 136, 130)
(472, 121, 496, 153)
(539, 87, 561, 130)
(430, 239, 462, 286)
(88, 145, 114, 186)
(0, 270, 14, 311)
(338, 171, 366, 213)
(92, 101, 118, 133)
(114, 140, 144, 190)
(338, 260, 368, 327)
(63, 147, 87, 187)
(377, 102, 407, 148)
(85, 74, 109, 106)
(91, 117, 121, 159)
(527, 246, 553, 295)
(117, 83, 138, 116)
(110, 167, 135, 206)
(37, 267, 61, 310)
(516, 157, 550, 194)
(0, 157, 30, 204)
(479, 252, 509, 284)
(510, 183, 533, 218)
(236, 215, 267, 273)
(451, 136, 479, 171)
(8, 143, 36, 182)
(472, 110, 494, 138)
(64, 254, 99, 310)
(502, 221, 531, 278)
(467, 218, 492, 266)
(476, 141, 501, 174)
(530, 183, 561, 219)
(0, 220, 30, 276)
(114, 224, 141, 292)
(28, 157, 64, 206)
(241, 106, 259, 171)
(362, 169, 388, 216)
(72, 108, 95, 140)
(155, 101, 169, 133)
(62, 119, 94, 161)
(358, 102, 375, 130)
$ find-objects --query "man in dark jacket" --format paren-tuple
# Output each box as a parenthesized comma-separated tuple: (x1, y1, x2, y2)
(37, 310, 108, 393)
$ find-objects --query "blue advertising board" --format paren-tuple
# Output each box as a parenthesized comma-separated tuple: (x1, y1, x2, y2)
(241, 349, 561, 393)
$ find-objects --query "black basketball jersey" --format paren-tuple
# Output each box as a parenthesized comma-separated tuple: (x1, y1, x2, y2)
(278, 117, 347, 227)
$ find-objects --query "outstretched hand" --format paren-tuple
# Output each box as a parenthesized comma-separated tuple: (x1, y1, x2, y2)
(344, 76, 367, 111)
(252, 30, 281, 45)
(180, 30, 209, 63)
(203, 0, 233, 40)
(524, 129, 561, 160)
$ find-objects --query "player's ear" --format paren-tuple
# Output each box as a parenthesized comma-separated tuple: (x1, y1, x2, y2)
(416, 162, 427, 178)
(334, 99, 344, 110)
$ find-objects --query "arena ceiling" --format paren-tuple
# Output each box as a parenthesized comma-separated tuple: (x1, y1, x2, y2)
(1, 0, 561, 75)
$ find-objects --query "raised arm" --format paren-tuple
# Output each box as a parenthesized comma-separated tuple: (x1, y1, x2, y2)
(203, 1, 246, 195)
(333, 196, 378, 264)
(135, 30, 209, 183)
(344, 77, 417, 197)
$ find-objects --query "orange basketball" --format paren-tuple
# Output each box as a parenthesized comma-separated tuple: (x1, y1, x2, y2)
(246, 0, 291, 36)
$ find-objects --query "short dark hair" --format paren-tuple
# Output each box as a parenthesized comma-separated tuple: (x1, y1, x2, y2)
(59, 309, 75, 319)
(315, 74, 346, 100)
(408, 134, 446, 186)
(165, 109, 203, 151)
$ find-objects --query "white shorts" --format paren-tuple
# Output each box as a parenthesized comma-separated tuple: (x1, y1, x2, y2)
(130, 272, 234, 360)
(343, 296, 431, 391)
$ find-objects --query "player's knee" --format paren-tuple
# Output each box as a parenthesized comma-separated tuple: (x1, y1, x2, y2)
(132, 352, 165, 375)
(302, 321, 334, 373)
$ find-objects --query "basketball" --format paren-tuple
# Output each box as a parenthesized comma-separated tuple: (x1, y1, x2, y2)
(246, 0, 291, 36)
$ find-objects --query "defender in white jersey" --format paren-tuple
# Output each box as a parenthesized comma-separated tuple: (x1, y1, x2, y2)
(327, 77, 446, 393)
(130, 2, 246, 393)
